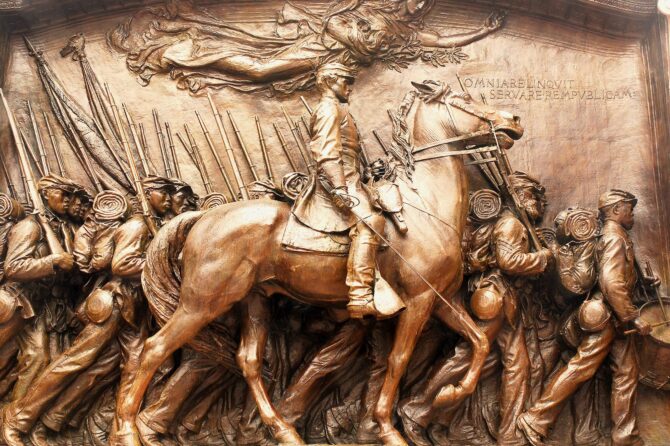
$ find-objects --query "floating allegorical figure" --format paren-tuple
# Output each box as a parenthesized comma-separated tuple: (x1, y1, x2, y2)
(108, 0, 505, 94)
(518, 189, 658, 446)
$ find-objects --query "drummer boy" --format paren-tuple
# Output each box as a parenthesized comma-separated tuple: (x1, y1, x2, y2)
(518, 189, 657, 446)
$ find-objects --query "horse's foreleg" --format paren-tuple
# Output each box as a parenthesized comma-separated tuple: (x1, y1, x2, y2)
(238, 292, 304, 445)
(431, 297, 490, 407)
(112, 306, 217, 446)
(374, 292, 434, 446)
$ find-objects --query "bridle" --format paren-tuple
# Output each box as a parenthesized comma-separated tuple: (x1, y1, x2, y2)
(412, 93, 498, 162)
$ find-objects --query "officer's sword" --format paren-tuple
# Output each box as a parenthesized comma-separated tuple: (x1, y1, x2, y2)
(320, 179, 462, 315)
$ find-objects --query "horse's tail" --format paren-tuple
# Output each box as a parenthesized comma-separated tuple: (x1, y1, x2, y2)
(142, 211, 239, 372)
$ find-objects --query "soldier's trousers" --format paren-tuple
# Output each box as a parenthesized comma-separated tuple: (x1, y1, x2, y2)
(8, 307, 122, 432)
(522, 322, 643, 446)
(139, 348, 226, 434)
(12, 314, 49, 401)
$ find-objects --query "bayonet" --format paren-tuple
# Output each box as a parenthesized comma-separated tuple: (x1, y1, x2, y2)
(27, 101, 50, 174)
(122, 104, 151, 176)
(20, 129, 45, 177)
(191, 117, 236, 200)
(281, 105, 312, 172)
(153, 110, 172, 177)
(176, 130, 213, 195)
(0, 155, 18, 199)
(273, 123, 298, 172)
(165, 122, 180, 178)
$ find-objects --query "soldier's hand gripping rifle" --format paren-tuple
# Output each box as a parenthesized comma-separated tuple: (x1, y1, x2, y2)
(1, 89, 68, 255)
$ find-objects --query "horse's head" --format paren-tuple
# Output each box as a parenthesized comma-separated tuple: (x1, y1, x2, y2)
(410, 80, 524, 150)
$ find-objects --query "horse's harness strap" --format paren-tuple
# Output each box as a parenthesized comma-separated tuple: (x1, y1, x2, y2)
(414, 145, 497, 163)
(412, 130, 490, 155)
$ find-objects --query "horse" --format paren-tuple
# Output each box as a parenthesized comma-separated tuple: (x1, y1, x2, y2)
(112, 79, 524, 446)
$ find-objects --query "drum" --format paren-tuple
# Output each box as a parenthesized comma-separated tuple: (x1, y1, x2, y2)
(637, 298, 670, 390)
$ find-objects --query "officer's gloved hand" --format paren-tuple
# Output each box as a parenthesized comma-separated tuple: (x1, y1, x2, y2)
(369, 158, 388, 182)
(633, 317, 652, 336)
(331, 187, 353, 210)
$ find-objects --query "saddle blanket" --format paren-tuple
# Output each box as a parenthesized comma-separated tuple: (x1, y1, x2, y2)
(282, 212, 350, 255)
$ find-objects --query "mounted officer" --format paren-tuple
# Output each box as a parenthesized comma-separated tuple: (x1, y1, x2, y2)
(292, 62, 398, 319)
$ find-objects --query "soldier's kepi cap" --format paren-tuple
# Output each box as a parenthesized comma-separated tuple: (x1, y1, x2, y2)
(508, 171, 545, 194)
(598, 189, 637, 210)
(169, 178, 195, 195)
(141, 175, 175, 192)
(37, 174, 77, 194)
(317, 62, 357, 79)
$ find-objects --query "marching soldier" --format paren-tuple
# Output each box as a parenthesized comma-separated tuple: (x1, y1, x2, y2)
(2, 178, 173, 446)
(518, 190, 653, 446)
(292, 62, 396, 319)
(1, 175, 75, 408)
(167, 178, 199, 218)
(399, 176, 553, 446)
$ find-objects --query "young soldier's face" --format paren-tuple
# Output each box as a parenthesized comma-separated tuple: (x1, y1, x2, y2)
(616, 202, 635, 230)
(147, 189, 172, 216)
(67, 195, 83, 220)
(331, 76, 353, 103)
(44, 188, 72, 216)
(171, 190, 196, 215)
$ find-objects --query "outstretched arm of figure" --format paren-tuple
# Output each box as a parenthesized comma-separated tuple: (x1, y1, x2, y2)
(417, 10, 505, 48)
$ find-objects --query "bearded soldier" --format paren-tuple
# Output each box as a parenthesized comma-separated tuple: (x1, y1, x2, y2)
(399, 176, 553, 446)
(293, 62, 393, 319)
(2, 178, 173, 446)
(518, 190, 654, 446)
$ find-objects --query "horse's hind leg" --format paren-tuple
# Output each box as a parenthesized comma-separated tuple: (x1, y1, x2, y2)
(375, 291, 434, 446)
(111, 305, 220, 446)
(431, 296, 490, 406)
(238, 291, 304, 445)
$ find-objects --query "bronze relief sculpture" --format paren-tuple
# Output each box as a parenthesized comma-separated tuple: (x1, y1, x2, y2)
(0, 0, 668, 445)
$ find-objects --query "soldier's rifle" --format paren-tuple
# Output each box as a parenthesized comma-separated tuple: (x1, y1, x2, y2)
(273, 123, 299, 172)
(255, 116, 273, 182)
(153, 110, 173, 178)
(27, 101, 50, 174)
(165, 122, 181, 178)
(106, 86, 158, 236)
(176, 131, 214, 195)
(206, 93, 249, 200)
(122, 104, 151, 177)
(0, 154, 19, 199)
(281, 105, 313, 173)
(192, 116, 236, 200)
(92, 117, 130, 185)
(20, 128, 45, 177)
(227, 111, 259, 182)
(43, 111, 66, 176)
(1, 88, 66, 254)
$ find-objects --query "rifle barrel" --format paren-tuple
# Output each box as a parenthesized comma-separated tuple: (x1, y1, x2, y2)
(177, 131, 212, 194)
(27, 101, 50, 174)
(227, 110, 259, 181)
(273, 123, 298, 172)
(255, 116, 273, 182)
(106, 85, 158, 236)
(281, 106, 312, 173)
(300, 96, 313, 115)
(122, 104, 151, 176)
(165, 122, 180, 178)
(1, 88, 64, 253)
(188, 120, 236, 200)
(206, 93, 248, 200)
(20, 129, 44, 178)
(0, 154, 18, 199)
(153, 110, 172, 177)
(43, 111, 65, 176)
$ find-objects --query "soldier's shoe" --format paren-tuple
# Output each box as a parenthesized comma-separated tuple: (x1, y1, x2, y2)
(136, 416, 163, 446)
(1, 417, 26, 446)
(516, 413, 546, 446)
(397, 405, 431, 446)
(28, 422, 49, 446)
(347, 296, 381, 319)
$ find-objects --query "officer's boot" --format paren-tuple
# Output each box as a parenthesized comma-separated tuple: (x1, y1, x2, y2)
(346, 225, 382, 319)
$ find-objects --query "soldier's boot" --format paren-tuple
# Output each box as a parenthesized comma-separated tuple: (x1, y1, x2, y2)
(28, 422, 49, 446)
(2, 406, 27, 446)
(346, 228, 382, 319)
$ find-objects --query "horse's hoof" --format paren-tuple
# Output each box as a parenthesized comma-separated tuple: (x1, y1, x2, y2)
(434, 384, 465, 408)
(108, 424, 142, 446)
(379, 429, 409, 446)
(275, 427, 305, 445)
